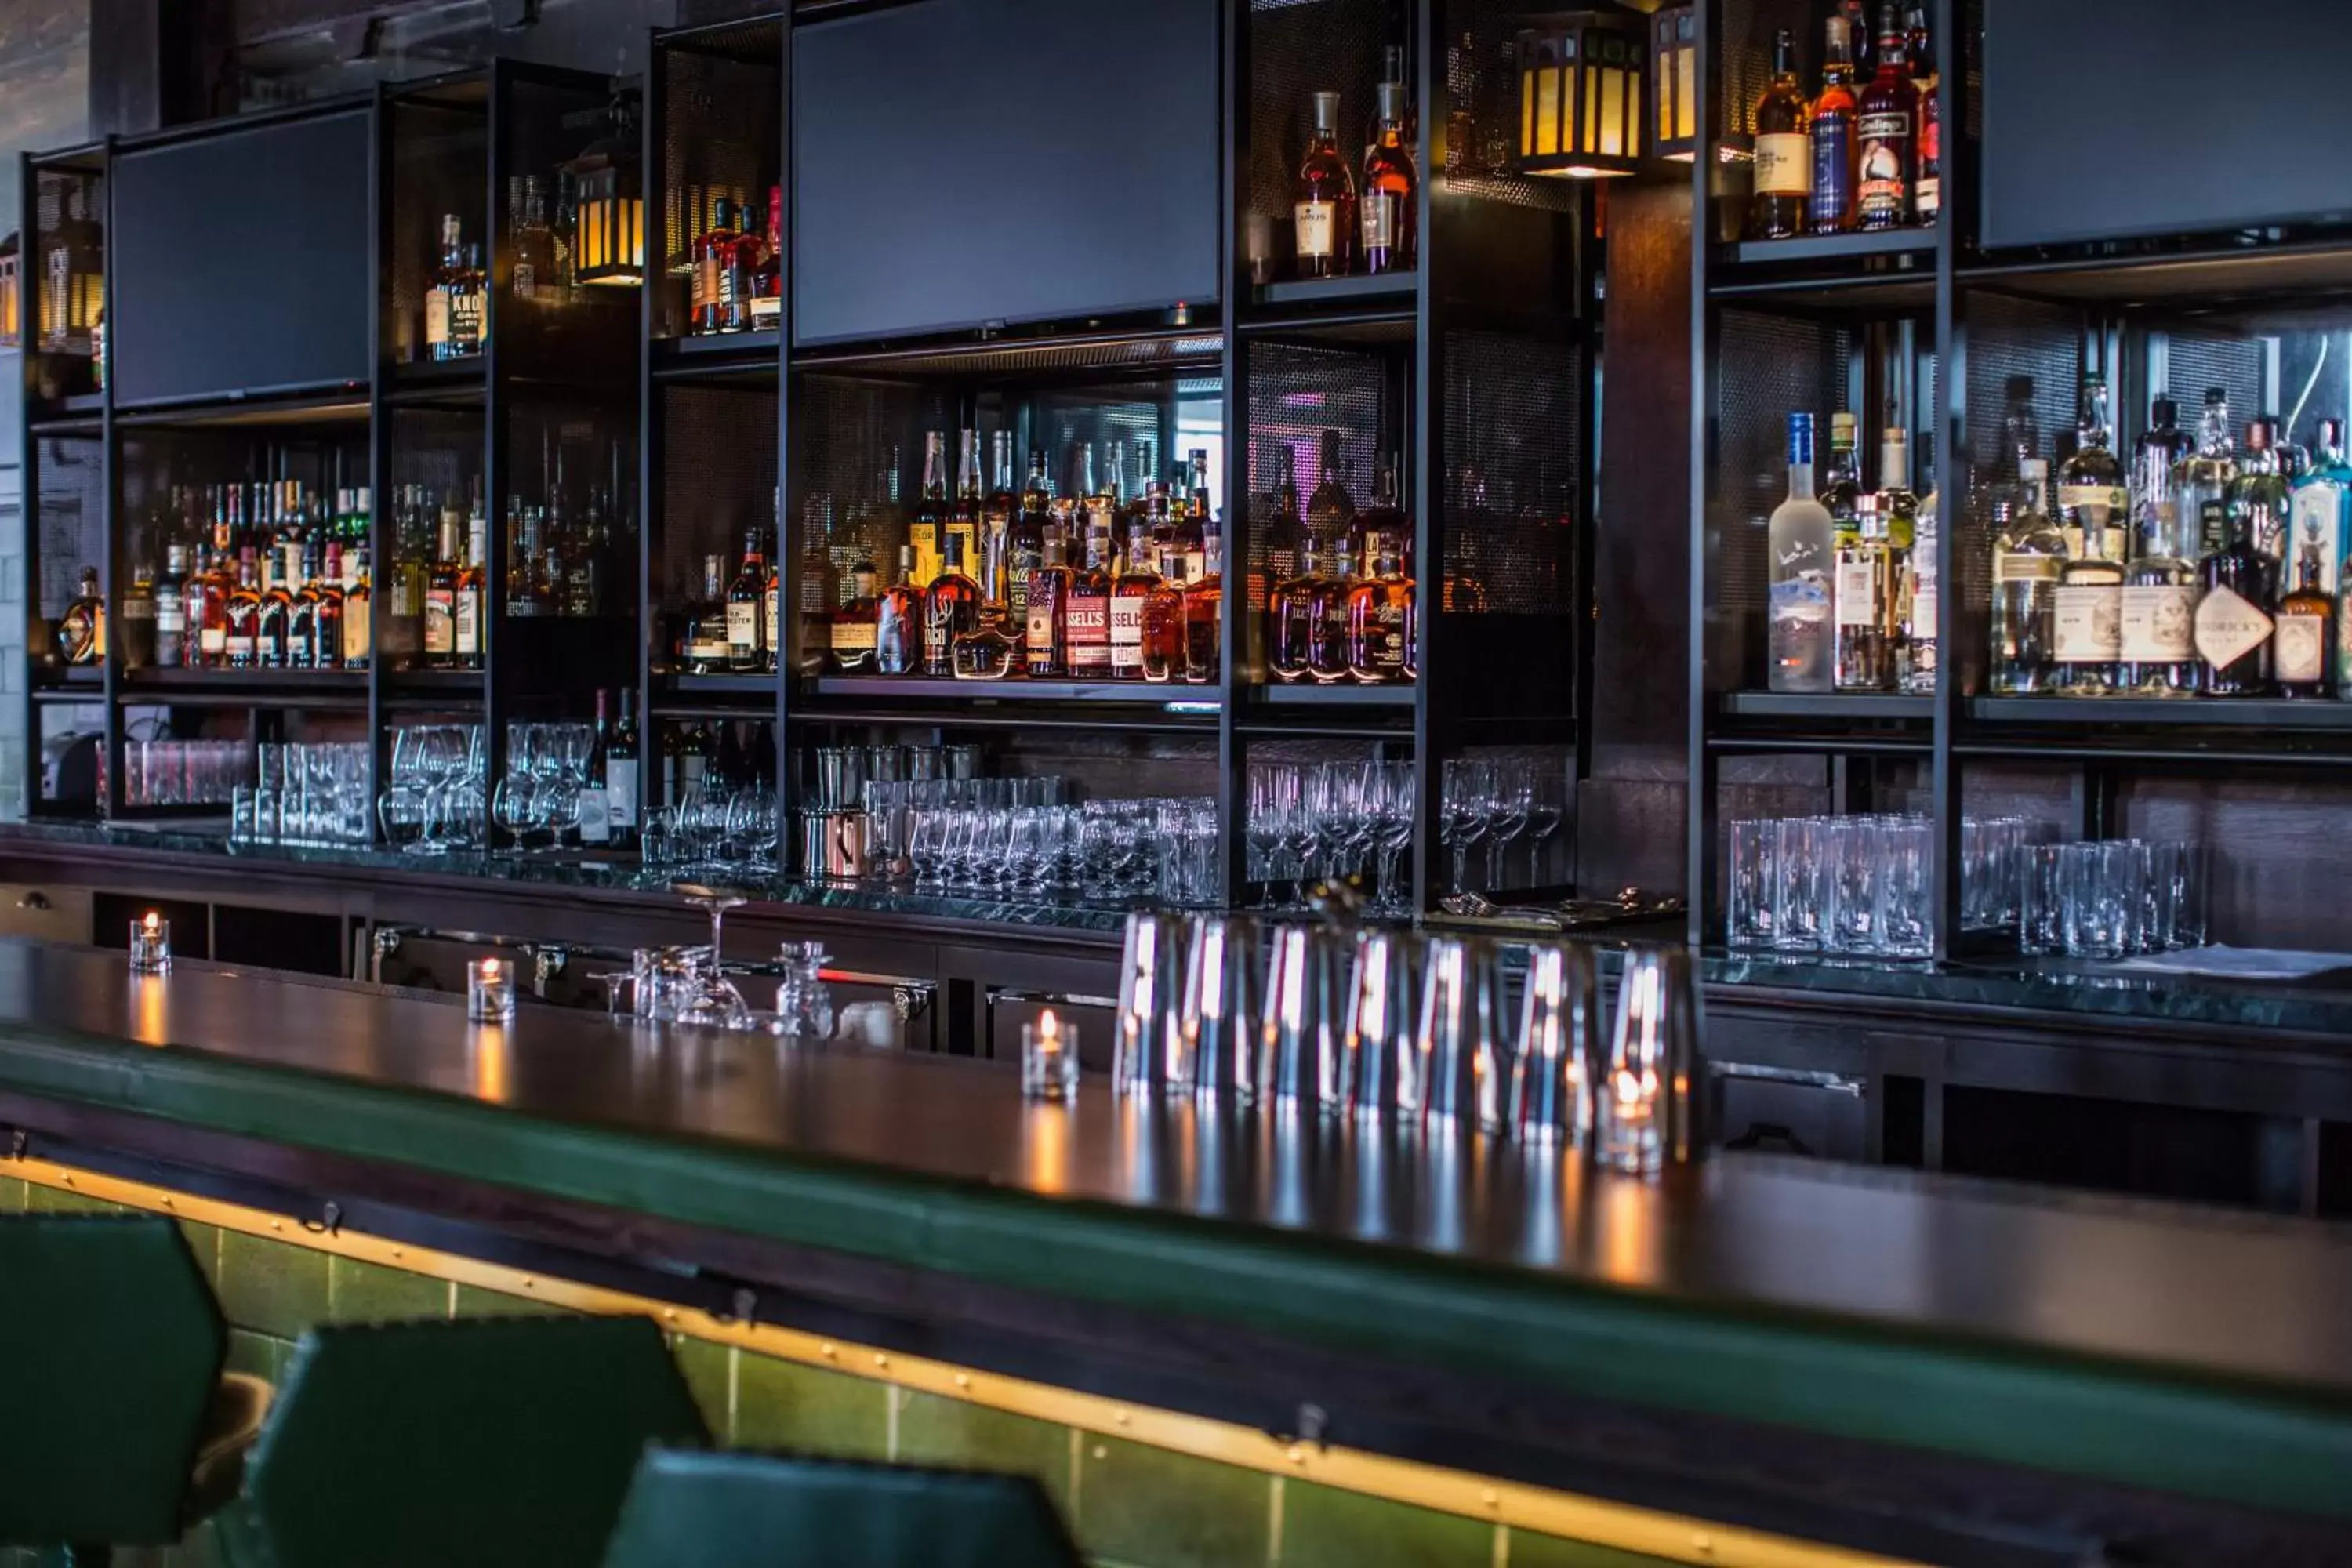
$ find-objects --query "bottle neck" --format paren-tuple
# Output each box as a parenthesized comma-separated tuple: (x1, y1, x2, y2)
(1788, 459, 1816, 499)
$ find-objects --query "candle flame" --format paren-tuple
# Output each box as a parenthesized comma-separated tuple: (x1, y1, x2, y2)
(1039, 1008, 1059, 1041)
(142, 912, 161, 935)
(481, 959, 500, 981)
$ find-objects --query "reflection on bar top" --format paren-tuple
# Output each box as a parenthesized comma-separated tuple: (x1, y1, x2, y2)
(5, 820, 2352, 1035)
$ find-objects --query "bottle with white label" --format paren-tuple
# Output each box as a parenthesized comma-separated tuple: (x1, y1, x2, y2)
(1766, 413, 1835, 694)
(2197, 419, 2284, 698)
(2119, 397, 2198, 695)
(1291, 91, 1356, 280)
(1834, 492, 1896, 691)
(606, 688, 640, 844)
(1747, 29, 1811, 241)
(2053, 375, 2128, 694)
(2292, 416, 2350, 611)
(1988, 458, 2063, 694)
(2276, 546, 2332, 699)
(1897, 435, 1937, 695)
(578, 689, 613, 847)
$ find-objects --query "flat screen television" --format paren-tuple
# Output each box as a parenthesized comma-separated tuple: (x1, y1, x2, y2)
(791, 0, 1221, 347)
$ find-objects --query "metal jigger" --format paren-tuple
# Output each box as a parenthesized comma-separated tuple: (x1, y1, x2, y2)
(1258, 923, 1347, 1114)
(1410, 935, 1510, 1134)
(1599, 946, 1706, 1176)
(1341, 929, 1419, 1122)
(1178, 913, 1261, 1100)
(1511, 942, 1601, 1148)
(1112, 913, 1188, 1094)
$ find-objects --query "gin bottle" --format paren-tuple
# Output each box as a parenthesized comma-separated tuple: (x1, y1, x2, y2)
(1988, 458, 2063, 694)
(2053, 375, 2128, 694)
(2119, 397, 2199, 695)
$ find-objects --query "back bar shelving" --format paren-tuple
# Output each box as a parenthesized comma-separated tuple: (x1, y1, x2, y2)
(1690, 0, 2352, 958)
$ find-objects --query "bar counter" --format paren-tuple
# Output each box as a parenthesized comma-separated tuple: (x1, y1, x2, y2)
(2, 938, 2350, 1564)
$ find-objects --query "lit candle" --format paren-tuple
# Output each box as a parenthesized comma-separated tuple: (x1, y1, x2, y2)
(129, 911, 172, 975)
(468, 956, 516, 1023)
(1022, 1007, 1078, 1102)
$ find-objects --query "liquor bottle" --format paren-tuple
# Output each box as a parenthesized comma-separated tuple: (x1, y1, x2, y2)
(224, 554, 261, 670)
(1834, 493, 1896, 691)
(2292, 416, 2350, 608)
(1270, 537, 1340, 684)
(423, 512, 459, 668)
(120, 559, 157, 670)
(194, 549, 227, 669)
(2120, 398, 2199, 696)
(154, 545, 187, 670)
(1808, 16, 1859, 235)
(1111, 521, 1163, 680)
(257, 546, 293, 670)
(1989, 458, 2063, 694)
(425, 215, 484, 361)
(982, 433, 1019, 608)
(1905, 5, 1939, 223)
(1266, 443, 1304, 587)
(1010, 447, 1051, 634)
(728, 528, 771, 671)
(1351, 457, 1409, 575)
(1307, 430, 1356, 551)
(1346, 532, 1414, 683)
(1137, 557, 1189, 684)
(949, 430, 984, 583)
(677, 554, 724, 675)
(2276, 546, 2332, 699)
(746, 187, 784, 331)
(1900, 441, 1938, 695)
(691, 195, 742, 336)
(59, 567, 104, 666)
(2053, 375, 2129, 694)
(1066, 530, 1113, 679)
(909, 432, 949, 586)
(606, 688, 641, 845)
(795, 497, 841, 675)
(1767, 413, 1835, 694)
(343, 543, 372, 671)
(675, 723, 710, 804)
(923, 534, 983, 678)
(2198, 424, 2281, 698)
(1174, 450, 1211, 580)
(877, 546, 924, 676)
(1854, 4, 1914, 231)
(1025, 533, 1072, 678)
(1360, 75, 1417, 274)
(510, 176, 557, 303)
(1293, 91, 1357, 279)
(1819, 412, 1863, 542)
(830, 556, 880, 673)
(1185, 518, 1223, 685)
(456, 501, 485, 670)
(287, 539, 319, 670)
(2177, 388, 2238, 561)
(2227, 416, 2294, 575)
(1144, 475, 1176, 579)
(1748, 28, 1811, 241)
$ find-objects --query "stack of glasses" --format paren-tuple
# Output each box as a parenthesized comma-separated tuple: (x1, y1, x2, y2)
(641, 787, 782, 874)
(377, 724, 488, 853)
(489, 722, 600, 850)
(1244, 761, 1417, 914)
(888, 786, 1220, 906)
(125, 739, 250, 808)
(2017, 839, 2209, 959)
(230, 742, 372, 848)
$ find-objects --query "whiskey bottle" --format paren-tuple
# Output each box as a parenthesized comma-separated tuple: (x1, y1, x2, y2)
(2275, 546, 2332, 699)
(121, 560, 157, 670)
(830, 557, 880, 673)
(257, 546, 293, 670)
(2052, 376, 2129, 694)
(1265, 444, 1304, 589)
(982, 433, 1019, 608)
(59, 566, 105, 666)
(1140, 557, 1189, 684)
(194, 550, 227, 670)
(1853, 3, 1915, 231)
(1293, 91, 1357, 279)
(224, 554, 262, 670)
(1174, 453, 1210, 580)
(1833, 493, 1896, 691)
(688, 554, 733, 676)
(426, 215, 484, 361)
(949, 430, 984, 582)
(1307, 430, 1356, 554)
(2198, 429, 2279, 699)
(312, 539, 345, 671)
(1025, 532, 1072, 678)
(746, 187, 784, 332)
(456, 502, 485, 670)
(1989, 458, 2063, 694)
(728, 528, 770, 671)
(424, 513, 459, 669)
(1111, 522, 1163, 680)
(909, 431, 950, 586)
(1346, 533, 1414, 682)
(343, 543, 373, 672)
(764, 548, 782, 673)
(287, 540, 319, 670)
(1768, 414, 1835, 694)
(1808, 16, 1858, 234)
(877, 546, 924, 676)
(1185, 521, 1223, 685)
(923, 534, 983, 678)
(2176, 388, 2238, 561)
(796, 497, 841, 676)
(510, 176, 557, 303)
(1269, 538, 1339, 684)
(1010, 448, 1051, 636)
(1748, 28, 1811, 241)
(1066, 531, 1113, 680)
(1360, 78, 1417, 274)
(1906, 5, 1939, 223)
(691, 195, 742, 336)
(154, 545, 187, 670)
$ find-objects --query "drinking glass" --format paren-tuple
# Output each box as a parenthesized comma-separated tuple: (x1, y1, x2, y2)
(1876, 818, 1935, 960)
(2163, 840, 2209, 949)
(675, 891, 753, 1031)
(1244, 765, 1294, 909)
(1823, 816, 1879, 955)
(1372, 762, 1417, 916)
(2017, 843, 2063, 956)
(2060, 841, 2136, 960)
(1769, 817, 1825, 953)
(1523, 762, 1567, 887)
(1726, 819, 1776, 949)
(1482, 760, 1531, 892)
(1439, 758, 1491, 896)
(907, 808, 946, 887)
(1281, 772, 1323, 906)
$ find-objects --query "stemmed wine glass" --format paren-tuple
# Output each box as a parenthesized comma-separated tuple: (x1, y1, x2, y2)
(412, 727, 468, 855)
(674, 887, 753, 1030)
(1439, 757, 1490, 895)
(1370, 761, 1417, 915)
(1483, 760, 1531, 894)
(1244, 765, 1292, 909)
(1523, 761, 1566, 887)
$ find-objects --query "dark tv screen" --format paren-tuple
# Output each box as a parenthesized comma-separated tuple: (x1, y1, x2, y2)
(792, 0, 1220, 347)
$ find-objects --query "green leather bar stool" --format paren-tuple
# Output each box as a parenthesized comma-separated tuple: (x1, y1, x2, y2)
(601, 1447, 1084, 1568)
(212, 1314, 706, 1568)
(0, 1214, 270, 1565)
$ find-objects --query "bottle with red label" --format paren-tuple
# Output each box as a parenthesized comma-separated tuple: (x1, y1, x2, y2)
(1906, 5, 1939, 224)
(1853, 2, 1915, 232)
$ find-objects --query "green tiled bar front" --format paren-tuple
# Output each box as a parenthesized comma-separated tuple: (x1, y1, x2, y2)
(13, 1194, 1678, 1568)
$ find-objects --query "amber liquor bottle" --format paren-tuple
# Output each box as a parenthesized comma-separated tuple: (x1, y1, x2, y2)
(727, 528, 771, 671)
(257, 546, 294, 670)
(877, 546, 924, 675)
(1292, 91, 1357, 279)
(1360, 79, 1417, 274)
(691, 195, 742, 336)
(909, 431, 950, 586)
(1906, 6, 1940, 224)
(1807, 17, 1859, 235)
(747, 187, 784, 331)
(1141, 557, 1189, 684)
(1025, 533, 1073, 678)
(58, 566, 105, 665)
(312, 540, 345, 670)
(1853, 3, 1915, 231)
(224, 554, 262, 670)
(1269, 539, 1339, 683)
(423, 513, 459, 669)
(286, 541, 320, 670)
(2276, 545, 2333, 699)
(1748, 29, 1810, 241)
(830, 557, 880, 673)
(1111, 522, 1163, 680)
(1066, 530, 1114, 679)
(1010, 447, 1051, 635)
(922, 534, 983, 678)
(1185, 520, 1222, 685)
(1347, 534, 1415, 682)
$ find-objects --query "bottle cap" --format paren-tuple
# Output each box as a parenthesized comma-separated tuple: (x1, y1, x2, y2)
(2204, 386, 2227, 405)
(2151, 396, 2179, 426)
(1831, 411, 1857, 442)
(2322, 417, 2346, 448)
(1312, 91, 1342, 130)
(1376, 81, 1407, 123)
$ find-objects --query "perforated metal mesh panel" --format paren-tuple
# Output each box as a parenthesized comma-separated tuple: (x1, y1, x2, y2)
(35, 436, 104, 619)
(1958, 291, 2083, 646)
(2165, 331, 2266, 436)
(662, 386, 781, 613)
(1718, 0, 1813, 143)
(790, 375, 937, 606)
(387, 102, 486, 368)
(1711, 309, 1854, 641)
(1441, 330, 1581, 614)
(657, 31, 782, 337)
(1243, 340, 1392, 608)
(1436, 0, 1580, 213)
(1248, 0, 1409, 243)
